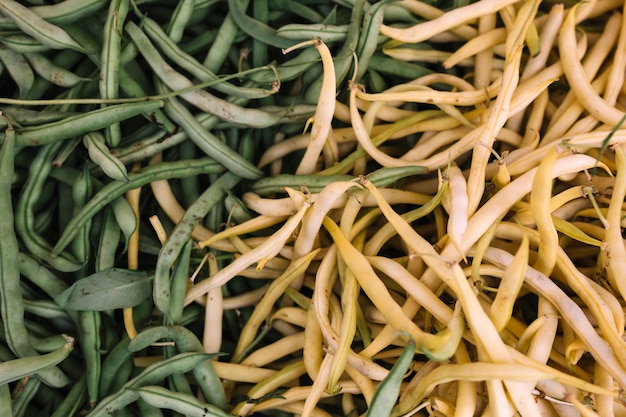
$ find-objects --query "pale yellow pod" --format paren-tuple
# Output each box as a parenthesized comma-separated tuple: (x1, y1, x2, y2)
(604, 144, 626, 302)
(285, 40, 336, 175)
(233, 250, 319, 360)
(203, 253, 223, 354)
(233, 360, 307, 417)
(380, 0, 519, 44)
(489, 229, 528, 332)
(241, 332, 305, 368)
(441, 164, 468, 259)
(443, 27, 506, 69)
(558, 4, 626, 126)
(198, 215, 289, 249)
(184, 202, 309, 305)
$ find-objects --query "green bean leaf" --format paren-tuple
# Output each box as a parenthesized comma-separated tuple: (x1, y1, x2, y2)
(58, 268, 152, 310)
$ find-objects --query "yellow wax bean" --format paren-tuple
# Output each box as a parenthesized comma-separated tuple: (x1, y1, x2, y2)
(322, 215, 458, 359)
(198, 214, 289, 249)
(558, 4, 626, 126)
(489, 228, 528, 332)
(603, 144, 626, 301)
(233, 250, 319, 360)
(393, 362, 554, 416)
(483, 246, 626, 388)
(184, 202, 309, 305)
(530, 146, 560, 275)
(283, 40, 336, 175)
(441, 164, 468, 259)
(443, 27, 506, 69)
(380, 0, 519, 44)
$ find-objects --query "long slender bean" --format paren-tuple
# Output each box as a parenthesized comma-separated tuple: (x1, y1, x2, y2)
(8, 100, 164, 147)
(227, 0, 295, 49)
(153, 172, 240, 319)
(0, 0, 91, 53)
(51, 157, 224, 256)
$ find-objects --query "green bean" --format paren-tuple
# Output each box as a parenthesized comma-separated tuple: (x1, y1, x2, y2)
(276, 23, 348, 43)
(70, 165, 102, 407)
(249, 42, 320, 84)
(28, 333, 69, 353)
(23, 52, 87, 87)
(11, 374, 41, 417)
(157, 84, 262, 179)
(0, 106, 77, 126)
(18, 253, 69, 304)
(355, 0, 390, 81)
(127, 22, 294, 129)
(136, 398, 166, 417)
(0, 125, 24, 358)
(227, 0, 295, 49)
(1, 127, 72, 388)
(251, 0, 270, 73)
(168, 239, 192, 325)
(8, 100, 164, 147)
(202, 11, 238, 72)
(0, 0, 91, 53)
(98, 336, 132, 398)
(129, 385, 232, 417)
(0, 0, 106, 29)
(99, 0, 129, 147)
(58, 20, 177, 136)
(251, 166, 427, 195)
(0, 46, 34, 99)
(0, 33, 50, 53)
(50, 373, 87, 417)
(142, 17, 275, 99)
(154, 172, 240, 318)
(110, 196, 137, 251)
(365, 336, 415, 417)
(177, 140, 201, 206)
(334, 0, 365, 85)
(22, 299, 70, 321)
(0, 335, 73, 385)
(273, 0, 325, 23)
(87, 352, 215, 417)
(127, 325, 228, 410)
(0, 381, 12, 416)
(15, 141, 83, 272)
(367, 53, 433, 80)
(51, 157, 223, 256)
(83, 131, 129, 182)
(166, 0, 194, 42)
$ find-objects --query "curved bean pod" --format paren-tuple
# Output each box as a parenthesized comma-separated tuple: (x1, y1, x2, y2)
(129, 385, 232, 417)
(10, 100, 164, 147)
(276, 23, 348, 43)
(51, 157, 224, 256)
(15, 141, 83, 271)
(227, 0, 295, 49)
(99, 0, 129, 147)
(86, 352, 214, 417)
(156, 83, 262, 179)
(83, 131, 129, 182)
(0, 0, 91, 53)
(0, 335, 73, 385)
(24, 52, 87, 87)
(184, 201, 309, 305)
(127, 325, 227, 410)
(154, 172, 240, 318)
(0, 0, 106, 29)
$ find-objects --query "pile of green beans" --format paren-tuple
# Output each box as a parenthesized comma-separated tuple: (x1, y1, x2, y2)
(0, 0, 458, 416)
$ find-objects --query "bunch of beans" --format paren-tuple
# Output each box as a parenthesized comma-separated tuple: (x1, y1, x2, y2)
(2, 0, 626, 416)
